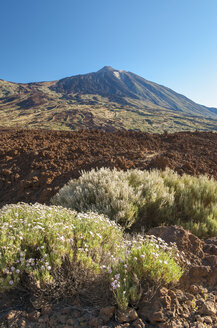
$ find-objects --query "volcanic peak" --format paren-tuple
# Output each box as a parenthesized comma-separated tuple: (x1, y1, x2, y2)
(98, 66, 115, 72)
(0, 66, 217, 132)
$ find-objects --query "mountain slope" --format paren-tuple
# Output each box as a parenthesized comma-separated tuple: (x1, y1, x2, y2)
(0, 67, 217, 133)
(53, 66, 217, 118)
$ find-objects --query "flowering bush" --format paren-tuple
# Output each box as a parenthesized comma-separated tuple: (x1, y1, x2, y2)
(0, 203, 184, 310)
(0, 203, 124, 291)
(108, 234, 184, 311)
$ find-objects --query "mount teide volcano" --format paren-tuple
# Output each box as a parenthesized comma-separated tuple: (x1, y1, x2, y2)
(0, 66, 217, 133)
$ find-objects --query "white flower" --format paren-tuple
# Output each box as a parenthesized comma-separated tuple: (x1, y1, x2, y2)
(11, 267, 15, 271)
(153, 252, 159, 258)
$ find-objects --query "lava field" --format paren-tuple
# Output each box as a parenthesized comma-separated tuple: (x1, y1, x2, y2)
(0, 128, 217, 207)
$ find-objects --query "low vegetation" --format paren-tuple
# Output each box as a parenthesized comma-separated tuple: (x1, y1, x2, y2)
(109, 234, 184, 310)
(1, 71, 217, 133)
(52, 168, 217, 238)
(1, 167, 216, 310)
(0, 203, 123, 289)
(0, 203, 183, 309)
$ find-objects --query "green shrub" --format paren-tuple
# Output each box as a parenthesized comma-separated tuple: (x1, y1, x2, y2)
(0, 203, 124, 292)
(0, 203, 184, 309)
(109, 234, 184, 311)
(160, 169, 217, 237)
(51, 168, 217, 238)
(127, 169, 174, 228)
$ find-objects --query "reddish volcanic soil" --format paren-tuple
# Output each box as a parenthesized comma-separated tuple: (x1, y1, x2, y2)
(0, 128, 217, 207)
(0, 128, 217, 328)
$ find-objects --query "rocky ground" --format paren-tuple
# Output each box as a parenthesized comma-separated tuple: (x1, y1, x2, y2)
(0, 128, 217, 327)
(1, 128, 217, 207)
(0, 226, 216, 328)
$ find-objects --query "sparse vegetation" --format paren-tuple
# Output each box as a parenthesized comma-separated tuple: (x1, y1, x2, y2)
(1, 72, 217, 133)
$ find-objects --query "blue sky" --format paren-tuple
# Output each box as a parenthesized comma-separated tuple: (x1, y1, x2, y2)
(0, 0, 217, 107)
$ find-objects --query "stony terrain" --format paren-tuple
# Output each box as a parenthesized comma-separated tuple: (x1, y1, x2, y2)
(0, 226, 216, 328)
(1, 128, 217, 207)
(0, 128, 217, 327)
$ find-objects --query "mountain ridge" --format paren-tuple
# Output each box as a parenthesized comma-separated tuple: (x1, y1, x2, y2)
(0, 66, 217, 133)
(54, 66, 216, 113)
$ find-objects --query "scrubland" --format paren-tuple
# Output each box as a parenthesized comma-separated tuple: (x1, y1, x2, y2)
(1, 168, 216, 313)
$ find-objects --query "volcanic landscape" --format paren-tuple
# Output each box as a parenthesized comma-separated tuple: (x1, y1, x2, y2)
(1, 128, 217, 207)
(0, 128, 217, 327)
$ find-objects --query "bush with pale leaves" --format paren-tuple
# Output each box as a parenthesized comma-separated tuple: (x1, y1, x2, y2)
(52, 167, 217, 237)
